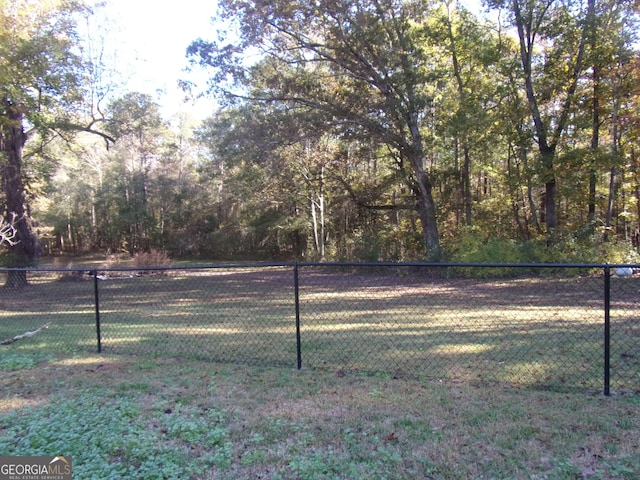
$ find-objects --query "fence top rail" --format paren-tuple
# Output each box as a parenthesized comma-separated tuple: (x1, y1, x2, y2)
(0, 261, 634, 273)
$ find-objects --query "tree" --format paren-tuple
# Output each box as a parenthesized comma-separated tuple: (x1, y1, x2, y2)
(39, 135, 107, 253)
(583, 0, 638, 236)
(102, 93, 171, 253)
(487, 0, 593, 237)
(0, 0, 101, 285)
(188, 0, 449, 260)
(431, 2, 505, 228)
(195, 104, 322, 259)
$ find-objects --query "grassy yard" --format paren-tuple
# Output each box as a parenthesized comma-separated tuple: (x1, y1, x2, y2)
(1, 352, 639, 479)
(0, 266, 638, 393)
(1, 266, 639, 478)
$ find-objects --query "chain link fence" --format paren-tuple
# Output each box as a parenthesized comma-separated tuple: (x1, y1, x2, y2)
(0, 263, 638, 395)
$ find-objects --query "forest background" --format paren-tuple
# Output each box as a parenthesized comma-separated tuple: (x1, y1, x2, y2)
(1, 0, 640, 270)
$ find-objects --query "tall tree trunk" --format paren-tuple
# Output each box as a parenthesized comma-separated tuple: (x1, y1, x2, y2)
(506, 146, 528, 239)
(310, 194, 325, 259)
(445, 8, 473, 227)
(0, 102, 39, 287)
(588, 65, 600, 225)
(604, 165, 616, 242)
(412, 167, 441, 262)
(543, 157, 558, 234)
(397, 24, 442, 261)
(604, 88, 621, 242)
(526, 182, 540, 233)
(586, 0, 600, 227)
(514, 124, 540, 234)
(512, 0, 590, 236)
(632, 148, 640, 224)
(405, 123, 441, 261)
(462, 146, 472, 226)
(588, 169, 598, 225)
(631, 148, 640, 251)
(515, 7, 559, 233)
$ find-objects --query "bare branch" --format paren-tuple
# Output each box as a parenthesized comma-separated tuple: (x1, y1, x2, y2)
(0, 213, 21, 246)
(1, 323, 51, 345)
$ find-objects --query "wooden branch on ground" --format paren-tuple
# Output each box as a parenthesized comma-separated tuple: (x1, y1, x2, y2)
(1, 323, 51, 345)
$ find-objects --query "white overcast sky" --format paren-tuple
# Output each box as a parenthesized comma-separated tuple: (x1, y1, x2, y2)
(91, 0, 219, 119)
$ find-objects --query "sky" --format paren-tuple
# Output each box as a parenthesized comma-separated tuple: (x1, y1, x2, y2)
(92, 0, 489, 121)
(93, 0, 220, 119)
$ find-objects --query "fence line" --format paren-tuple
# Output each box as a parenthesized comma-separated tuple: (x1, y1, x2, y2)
(0, 262, 638, 396)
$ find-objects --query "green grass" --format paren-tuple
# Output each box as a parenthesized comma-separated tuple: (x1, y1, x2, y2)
(1, 353, 639, 479)
(0, 267, 638, 393)
(0, 356, 232, 479)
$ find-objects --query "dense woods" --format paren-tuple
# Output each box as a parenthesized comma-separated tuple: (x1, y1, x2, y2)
(1, 0, 639, 264)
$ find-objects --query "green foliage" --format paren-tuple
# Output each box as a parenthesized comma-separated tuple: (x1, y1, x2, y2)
(162, 406, 230, 450)
(0, 394, 232, 478)
(0, 0, 86, 117)
(0, 353, 53, 371)
(0, 0, 96, 267)
(19, 0, 640, 264)
(3, 352, 640, 479)
(597, 240, 640, 265)
(189, 0, 447, 259)
(447, 226, 640, 276)
(447, 227, 544, 268)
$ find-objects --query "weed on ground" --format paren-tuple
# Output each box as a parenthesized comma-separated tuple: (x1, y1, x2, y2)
(1, 352, 639, 479)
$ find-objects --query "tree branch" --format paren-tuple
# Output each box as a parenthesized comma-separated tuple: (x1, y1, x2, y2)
(1, 323, 51, 345)
(0, 212, 21, 246)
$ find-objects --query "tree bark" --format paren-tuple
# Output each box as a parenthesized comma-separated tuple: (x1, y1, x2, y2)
(411, 159, 441, 262)
(541, 145, 558, 235)
(425, 191, 440, 261)
(403, 96, 441, 261)
(513, 5, 556, 232)
(1, 101, 39, 287)
(586, 0, 600, 226)
(604, 87, 621, 242)
(588, 64, 600, 225)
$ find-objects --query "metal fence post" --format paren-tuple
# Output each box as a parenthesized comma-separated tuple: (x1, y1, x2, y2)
(93, 270, 102, 353)
(603, 264, 611, 396)
(294, 263, 302, 370)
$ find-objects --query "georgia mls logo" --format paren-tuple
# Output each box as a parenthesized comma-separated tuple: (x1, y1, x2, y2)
(49, 456, 71, 475)
(0, 456, 72, 480)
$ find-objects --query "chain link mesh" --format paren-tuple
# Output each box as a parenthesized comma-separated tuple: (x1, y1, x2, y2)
(97, 266, 296, 366)
(0, 270, 96, 354)
(0, 264, 637, 394)
(298, 266, 606, 391)
(610, 274, 640, 394)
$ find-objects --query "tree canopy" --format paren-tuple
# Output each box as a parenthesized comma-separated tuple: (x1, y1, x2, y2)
(2, 0, 640, 266)
(0, 0, 88, 280)
(189, 0, 453, 259)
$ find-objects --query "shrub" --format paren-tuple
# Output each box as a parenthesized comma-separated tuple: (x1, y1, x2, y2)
(132, 249, 171, 269)
(445, 226, 640, 277)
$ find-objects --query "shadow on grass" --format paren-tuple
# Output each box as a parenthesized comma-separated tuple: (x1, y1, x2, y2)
(0, 267, 638, 394)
